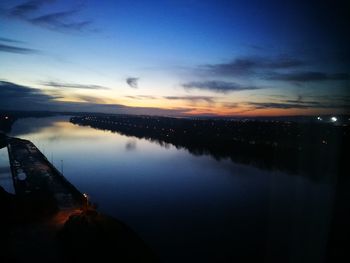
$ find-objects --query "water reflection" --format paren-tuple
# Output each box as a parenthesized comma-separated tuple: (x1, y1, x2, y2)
(10, 116, 336, 262)
(125, 139, 137, 151)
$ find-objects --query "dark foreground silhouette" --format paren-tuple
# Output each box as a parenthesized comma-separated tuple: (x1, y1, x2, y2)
(0, 186, 158, 263)
(59, 209, 158, 262)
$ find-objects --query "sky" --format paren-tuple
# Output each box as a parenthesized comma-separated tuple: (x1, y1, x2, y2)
(0, 0, 349, 116)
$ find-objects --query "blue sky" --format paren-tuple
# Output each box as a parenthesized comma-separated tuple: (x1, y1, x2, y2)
(0, 0, 349, 116)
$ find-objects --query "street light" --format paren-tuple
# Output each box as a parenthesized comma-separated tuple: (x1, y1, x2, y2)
(83, 193, 89, 211)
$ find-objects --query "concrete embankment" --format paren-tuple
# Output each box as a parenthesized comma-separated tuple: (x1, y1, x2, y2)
(7, 137, 85, 211)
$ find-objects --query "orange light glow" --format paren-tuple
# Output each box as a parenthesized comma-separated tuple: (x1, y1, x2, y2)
(49, 209, 82, 226)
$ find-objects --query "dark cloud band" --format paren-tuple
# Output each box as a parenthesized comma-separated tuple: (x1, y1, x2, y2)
(267, 72, 350, 82)
(182, 81, 261, 93)
(164, 96, 215, 103)
(0, 43, 37, 54)
(202, 56, 304, 76)
(41, 81, 110, 90)
(247, 101, 350, 110)
(4, 1, 92, 32)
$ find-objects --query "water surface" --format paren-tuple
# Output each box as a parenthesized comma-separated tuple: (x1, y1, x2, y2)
(10, 116, 336, 262)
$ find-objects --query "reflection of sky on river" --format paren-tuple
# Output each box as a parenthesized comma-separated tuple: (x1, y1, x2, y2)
(11, 117, 336, 262)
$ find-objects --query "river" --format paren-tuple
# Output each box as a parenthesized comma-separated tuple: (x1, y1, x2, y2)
(9, 116, 336, 262)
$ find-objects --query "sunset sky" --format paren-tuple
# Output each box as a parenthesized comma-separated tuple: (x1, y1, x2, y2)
(1, 0, 349, 116)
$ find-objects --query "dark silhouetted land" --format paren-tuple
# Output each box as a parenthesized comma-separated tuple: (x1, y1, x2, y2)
(70, 114, 349, 177)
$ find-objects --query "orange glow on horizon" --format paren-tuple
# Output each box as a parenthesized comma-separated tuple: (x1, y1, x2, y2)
(180, 106, 345, 117)
(37, 86, 348, 117)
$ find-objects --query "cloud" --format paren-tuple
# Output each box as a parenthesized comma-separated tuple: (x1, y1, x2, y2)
(283, 99, 320, 105)
(0, 37, 24, 43)
(164, 96, 215, 103)
(41, 81, 109, 90)
(0, 80, 191, 116)
(182, 81, 261, 93)
(125, 95, 156, 100)
(0, 43, 37, 54)
(2, 80, 348, 116)
(0, 80, 56, 101)
(267, 71, 350, 82)
(247, 101, 350, 110)
(9, 0, 49, 17)
(202, 56, 304, 76)
(71, 95, 106, 104)
(126, 77, 139, 88)
(308, 95, 350, 104)
(30, 10, 92, 31)
(248, 102, 311, 109)
(3, 1, 92, 32)
(194, 55, 349, 88)
(0, 80, 58, 110)
(222, 102, 239, 108)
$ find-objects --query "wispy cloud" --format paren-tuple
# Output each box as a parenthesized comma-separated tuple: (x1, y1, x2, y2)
(267, 71, 350, 82)
(126, 77, 139, 88)
(248, 102, 312, 109)
(72, 94, 106, 104)
(9, 0, 49, 17)
(202, 56, 304, 76)
(164, 96, 215, 103)
(306, 94, 350, 104)
(125, 95, 156, 100)
(3, 0, 92, 32)
(0, 37, 24, 43)
(193, 55, 349, 87)
(283, 99, 320, 105)
(182, 81, 261, 93)
(30, 10, 92, 31)
(222, 102, 240, 108)
(41, 81, 109, 90)
(0, 43, 37, 54)
(247, 101, 350, 110)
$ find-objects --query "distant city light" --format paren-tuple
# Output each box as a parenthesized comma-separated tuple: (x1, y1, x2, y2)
(331, 116, 337, 122)
(317, 116, 322, 121)
(5, 116, 8, 119)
